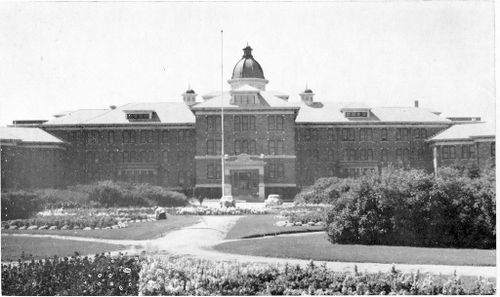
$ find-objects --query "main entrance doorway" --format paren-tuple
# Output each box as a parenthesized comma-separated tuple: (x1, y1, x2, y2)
(231, 170, 259, 199)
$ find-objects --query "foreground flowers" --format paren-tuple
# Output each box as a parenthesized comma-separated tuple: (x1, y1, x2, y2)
(2, 253, 495, 295)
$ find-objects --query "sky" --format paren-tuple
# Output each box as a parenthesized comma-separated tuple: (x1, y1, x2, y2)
(0, 0, 495, 126)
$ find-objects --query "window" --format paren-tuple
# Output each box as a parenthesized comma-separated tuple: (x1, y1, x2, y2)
(342, 128, 355, 141)
(367, 149, 373, 160)
(381, 149, 388, 162)
(403, 149, 410, 162)
(207, 116, 221, 132)
(396, 148, 402, 161)
(250, 140, 257, 155)
(360, 128, 373, 141)
(126, 113, 150, 120)
(207, 140, 221, 155)
(313, 149, 319, 160)
(381, 128, 388, 141)
(328, 149, 335, 161)
(416, 148, 424, 161)
(414, 129, 421, 139)
(442, 146, 456, 159)
(345, 111, 368, 118)
(162, 150, 168, 163)
(311, 129, 319, 141)
(207, 163, 221, 179)
(491, 142, 496, 157)
(421, 129, 427, 139)
(268, 140, 284, 155)
(130, 131, 136, 143)
(234, 116, 241, 131)
(87, 130, 99, 144)
(268, 163, 284, 179)
(344, 149, 357, 161)
(108, 131, 115, 144)
(162, 131, 169, 143)
(462, 145, 476, 159)
(268, 116, 275, 130)
(242, 116, 249, 131)
(396, 128, 410, 141)
(360, 149, 367, 161)
(234, 140, 241, 155)
(327, 129, 335, 142)
(250, 116, 256, 130)
(304, 129, 311, 141)
(268, 115, 284, 130)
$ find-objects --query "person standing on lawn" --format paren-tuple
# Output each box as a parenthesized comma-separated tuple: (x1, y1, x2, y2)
(154, 206, 166, 220)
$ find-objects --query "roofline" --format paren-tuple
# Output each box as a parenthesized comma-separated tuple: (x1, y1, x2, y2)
(296, 121, 451, 126)
(191, 107, 300, 111)
(427, 135, 495, 143)
(41, 123, 195, 129)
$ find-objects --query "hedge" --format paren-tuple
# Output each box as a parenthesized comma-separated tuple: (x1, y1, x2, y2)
(297, 167, 495, 249)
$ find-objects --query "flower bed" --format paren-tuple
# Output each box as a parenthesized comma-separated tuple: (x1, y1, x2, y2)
(1, 253, 141, 296)
(175, 206, 271, 216)
(277, 206, 329, 226)
(1, 207, 156, 231)
(2, 254, 495, 295)
(139, 256, 495, 295)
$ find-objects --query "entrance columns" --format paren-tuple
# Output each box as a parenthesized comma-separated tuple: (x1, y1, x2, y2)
(224, 154, 266, 200)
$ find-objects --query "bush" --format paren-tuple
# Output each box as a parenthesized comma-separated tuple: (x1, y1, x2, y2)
(1, 253, 141, 295)
(35, 189, 97, 209)
(139, 256, 495, 295)
(86, 181, 188, 207)
(1, 191, 42, 221)
(303, 168, 496, 249)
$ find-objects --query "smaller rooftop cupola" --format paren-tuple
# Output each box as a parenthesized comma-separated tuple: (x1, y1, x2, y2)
(182, 86, 197, 106)
(299, 85, 315, 106)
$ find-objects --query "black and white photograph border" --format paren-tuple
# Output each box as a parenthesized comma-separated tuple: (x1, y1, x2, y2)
(0, 0, 497, 295)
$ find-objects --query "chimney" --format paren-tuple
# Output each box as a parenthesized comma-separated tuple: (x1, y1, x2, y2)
(110, 105, 117, 110)
(414, 100, 419, 108)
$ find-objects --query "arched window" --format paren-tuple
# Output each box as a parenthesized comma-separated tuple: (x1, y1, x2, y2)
(241, 140, 248, 154)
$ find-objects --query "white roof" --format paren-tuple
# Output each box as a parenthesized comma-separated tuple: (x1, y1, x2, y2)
(0, 127, 64, 143)
(193, 88, 299, 109)
(295, 101, 451, 123)
(43, 103, 195, 125)
(429, 122, 495, 142)
(44, 109, 109, 125)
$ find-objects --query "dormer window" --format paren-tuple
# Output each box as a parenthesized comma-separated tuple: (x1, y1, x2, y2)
(233, 94, 258, 105)
(124, 110, 155, 121)
(345, 111, 368, 118)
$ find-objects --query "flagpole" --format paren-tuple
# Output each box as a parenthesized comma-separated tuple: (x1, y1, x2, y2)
(220, 30, 225, 197)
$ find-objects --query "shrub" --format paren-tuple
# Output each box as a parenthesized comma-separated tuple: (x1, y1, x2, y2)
(1, 253, 141, 296)
(1, 191, 42, 221)
(314, 168, 496, 249)
(139, 256, 496, 295)
(34, 188, 97, 209)
(81, 181, 189, 207)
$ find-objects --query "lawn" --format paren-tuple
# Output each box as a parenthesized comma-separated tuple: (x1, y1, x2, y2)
(215, 233, 496, 266)
(225, 215, 324, 239)
(1, 236, 125, 262)
(2, 215, 199, 240)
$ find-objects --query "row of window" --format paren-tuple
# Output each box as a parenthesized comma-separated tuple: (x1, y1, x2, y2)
(302, 128, 430, 142)
(441, 145, 481, 160)
(233, 94, 259, 105)
(302, 148, 427, 162)
(77, 129, 194, 144)
(205, 139, 285, 155)
(206, 115, 286, 132)
(85, 150, 191, 164)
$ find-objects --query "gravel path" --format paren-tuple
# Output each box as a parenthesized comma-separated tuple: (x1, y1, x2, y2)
(3, 215, 496, 277)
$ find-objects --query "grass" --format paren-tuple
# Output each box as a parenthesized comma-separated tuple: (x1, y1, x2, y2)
(2, 215, 199, 240)
(215, 233, 496, 266)
(1, 236, 125, 262)
(225, 215, 324, 239)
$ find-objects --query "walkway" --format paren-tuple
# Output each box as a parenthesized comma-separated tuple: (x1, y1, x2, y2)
(3, 216, 496, 277)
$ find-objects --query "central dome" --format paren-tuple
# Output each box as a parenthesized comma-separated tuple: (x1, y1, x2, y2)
(231, 46, 265, 79)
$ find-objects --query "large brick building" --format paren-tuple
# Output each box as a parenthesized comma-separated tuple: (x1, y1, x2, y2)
(1, 45, 495, 199)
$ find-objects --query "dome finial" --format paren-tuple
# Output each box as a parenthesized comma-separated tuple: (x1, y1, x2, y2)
(243, 44, 253, 58)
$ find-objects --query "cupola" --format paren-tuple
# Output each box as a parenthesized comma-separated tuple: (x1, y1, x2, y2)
(299, 86, 315, 106)
(228, 45, 269, 90)
(182, 86, 197, 106)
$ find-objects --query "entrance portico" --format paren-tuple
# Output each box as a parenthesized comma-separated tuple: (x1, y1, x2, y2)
(223, 154, 265, 200)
